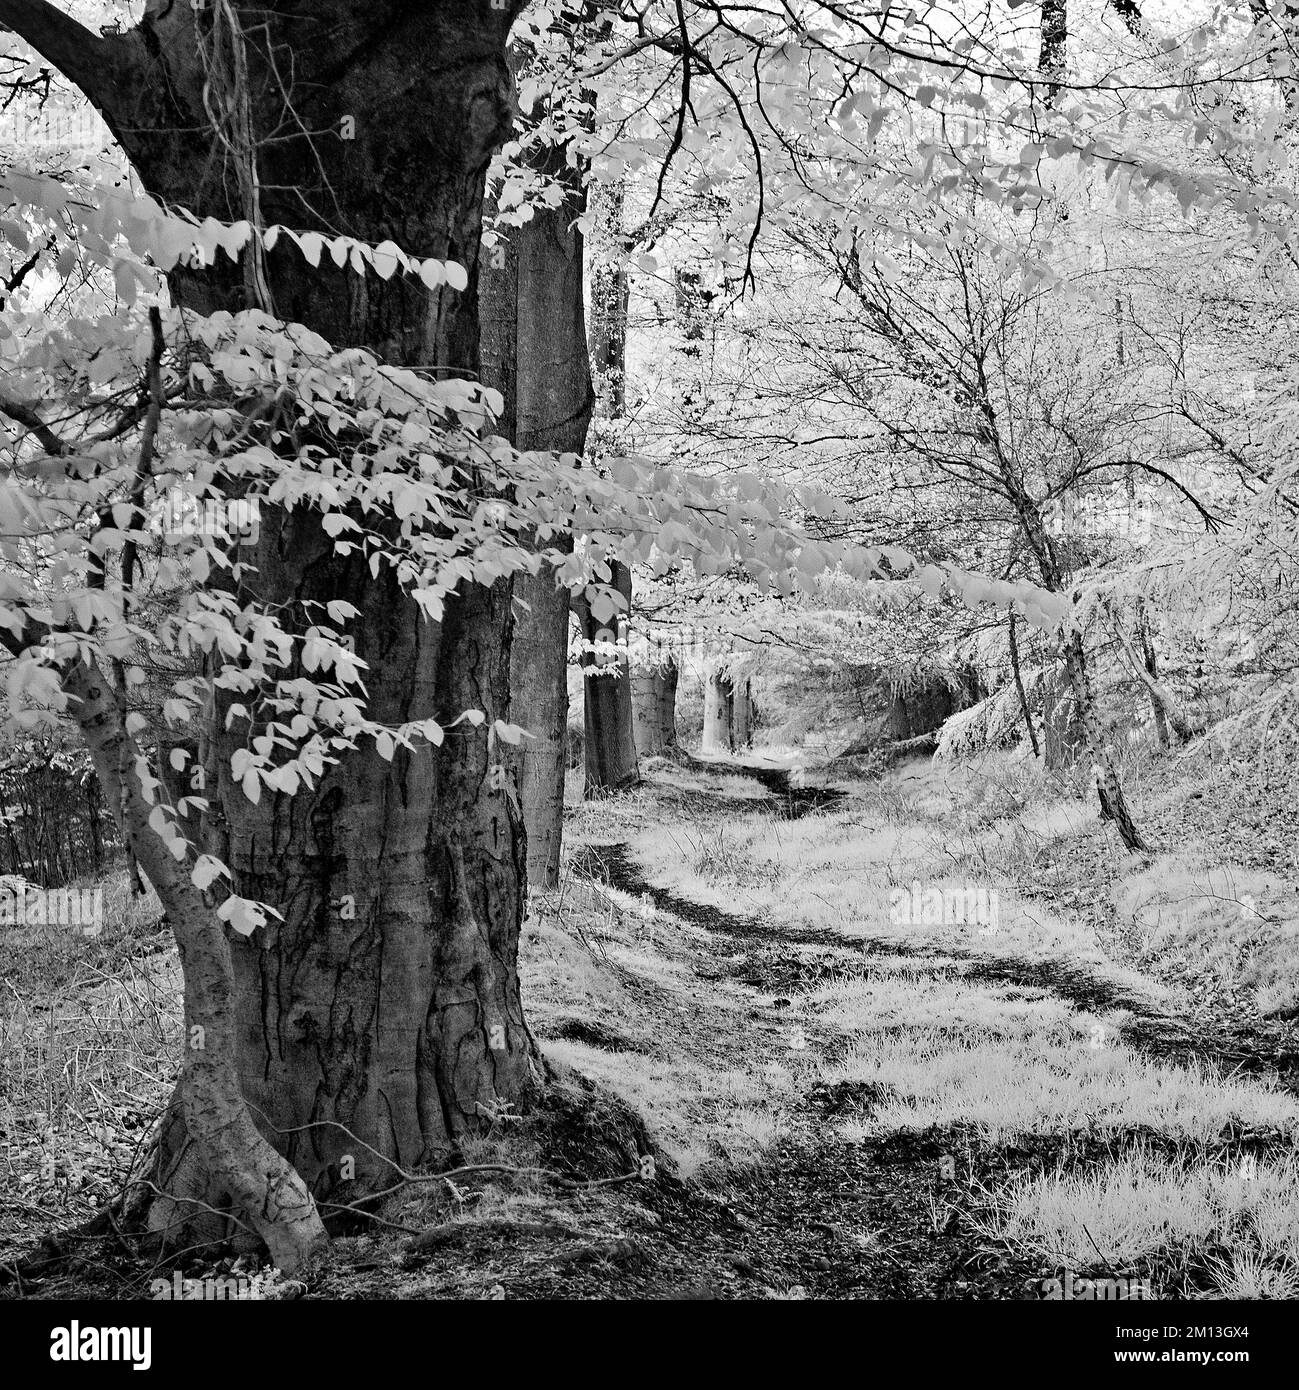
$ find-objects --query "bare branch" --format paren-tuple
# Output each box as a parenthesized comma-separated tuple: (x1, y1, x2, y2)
(0, 394, 70, 456)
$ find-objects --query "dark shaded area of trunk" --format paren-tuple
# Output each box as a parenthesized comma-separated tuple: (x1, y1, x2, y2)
(732, 676, 754, 749)
(573, 562, 639, 795)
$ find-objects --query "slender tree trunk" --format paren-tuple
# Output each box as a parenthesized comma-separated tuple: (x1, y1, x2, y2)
(580, 177, 638, 792)
(1008, 610, 1041, 758)
(4, 0, 544, 1260)
(1007, 480, 1148, 850)
(480, 114, 593, 888)
(84, 775, 104, 876)
(632, 649, 679, 757)
(1124, 600, 1189, 747)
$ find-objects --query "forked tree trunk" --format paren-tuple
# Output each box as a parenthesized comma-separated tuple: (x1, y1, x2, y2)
(480, 123, 593, 888)
(632, 649, 679, 757)
(6, 0, 544, 1263)
(573, 562, 639, 795)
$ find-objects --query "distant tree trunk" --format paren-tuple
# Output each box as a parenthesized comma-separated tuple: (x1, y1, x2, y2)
(732, 675, 753, 749)
(589, 180, 629, 419)
(1008, 610, 1041, 758)
(1008, 484, 1148, 849)
(702, 660, 735, 754)
(633, 649, 679, 757)
(480, 111, 593, 888)
(1117, 600, 1190, 748)
(511, 583, 572, 880)
(573, 563, 639, 795)
(580, 177, 637, 792)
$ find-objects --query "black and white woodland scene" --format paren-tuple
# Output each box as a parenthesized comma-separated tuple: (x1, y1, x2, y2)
(0, 0, 1296, 1357)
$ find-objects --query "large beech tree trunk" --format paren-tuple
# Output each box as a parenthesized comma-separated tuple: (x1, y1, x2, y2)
(480, 130, 594, 889)
(6, 0, 544, 1261)
(632, 649, 679, 757)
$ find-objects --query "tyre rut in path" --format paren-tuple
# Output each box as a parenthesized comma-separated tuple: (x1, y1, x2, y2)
(572, 825, 1299, 1102)
(541, 837, 1051, 1298)
(543, 783, 1299, 1298)
(542, 840, 1134, 1299)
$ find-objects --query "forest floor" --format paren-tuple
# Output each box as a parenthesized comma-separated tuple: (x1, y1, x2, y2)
(3, 743, 1299, 1300)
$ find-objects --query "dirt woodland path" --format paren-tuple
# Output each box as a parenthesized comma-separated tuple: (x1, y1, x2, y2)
(492, 759, 1299, 1302)
(6, 756, 1299, 1302)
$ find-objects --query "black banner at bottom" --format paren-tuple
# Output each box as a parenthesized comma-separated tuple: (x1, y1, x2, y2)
(0, 1297, 1284, 1378)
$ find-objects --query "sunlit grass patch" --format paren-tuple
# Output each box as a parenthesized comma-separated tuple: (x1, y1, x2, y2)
(1116, 858, 1299, 1017)
(976, 1146, 1299, 1296)
(827, 1025, 1299, 1145)
(809, 969, 1074, 1039)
